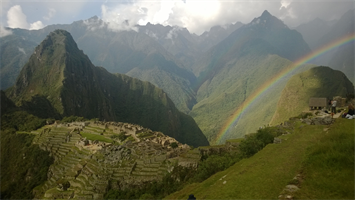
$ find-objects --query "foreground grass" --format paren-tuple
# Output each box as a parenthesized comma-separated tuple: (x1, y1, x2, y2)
(165, 119, 354, 199)
(295, 118, 354, 199)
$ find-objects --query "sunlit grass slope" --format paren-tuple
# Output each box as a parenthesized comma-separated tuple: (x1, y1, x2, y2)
(190, 54, 313, 143)
(271, 66, 354, 126)
(165, 118, 354, 199)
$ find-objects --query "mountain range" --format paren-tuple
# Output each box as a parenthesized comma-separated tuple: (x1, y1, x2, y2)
(5, 29, 209, 147)
(1, 9, 354, 144)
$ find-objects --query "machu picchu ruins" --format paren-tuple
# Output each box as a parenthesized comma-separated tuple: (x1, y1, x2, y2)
(31, 120, 200, 199)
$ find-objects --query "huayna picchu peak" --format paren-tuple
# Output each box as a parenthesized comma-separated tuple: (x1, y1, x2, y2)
(6, 29, 209, 147)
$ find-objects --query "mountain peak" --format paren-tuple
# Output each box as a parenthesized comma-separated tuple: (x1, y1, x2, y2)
(9, 29, 92, 108)
(249, 10, 287, 30)
(37, 29, 78, 56)
(261, 10, 272, 18)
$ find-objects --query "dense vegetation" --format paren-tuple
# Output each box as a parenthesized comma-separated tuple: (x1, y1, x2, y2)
(0, 114, 53, 199)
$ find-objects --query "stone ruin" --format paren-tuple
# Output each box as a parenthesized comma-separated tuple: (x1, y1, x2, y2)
(32, 120, 197, 199)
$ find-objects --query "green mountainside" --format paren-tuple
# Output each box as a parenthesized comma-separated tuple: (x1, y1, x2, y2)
(189, 10, 314, 144)
(190, 53, 314, 143)
(192, 10, 311, 77)
(297, 9, 355, 84)
(165, 117, 354, 199)
(0, 19, 197, 113)
(0, 34, 36, 89)
(6, 30, 208, 147)
(1, 92, 53, 199)
(1, 10, 352, 146)
(270, 66, 354, 125)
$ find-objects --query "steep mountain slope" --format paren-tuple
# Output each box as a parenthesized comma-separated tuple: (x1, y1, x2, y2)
(192, 10, 311, 77)
(311, 9, 354, 83)
(190, 10, 313, 144)
(270, 66, 354, 125)
(196, 22, 244, 52)
(0, 34, 36, 89)
(0, 18, 197, 113)
(6, 29, 208, 147)
(295, 18, 335, 50)
(138, 23, 199, 70)
(77, 23, 197, 113)
(0, 90, 16, 114)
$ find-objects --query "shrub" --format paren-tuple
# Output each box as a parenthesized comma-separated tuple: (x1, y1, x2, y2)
(239, 128, 275, 158)
(170, 142, 178, 149)
(118, 132, 127, 141)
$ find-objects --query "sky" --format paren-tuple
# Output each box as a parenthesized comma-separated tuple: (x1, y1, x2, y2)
(0, 0, 354, 35)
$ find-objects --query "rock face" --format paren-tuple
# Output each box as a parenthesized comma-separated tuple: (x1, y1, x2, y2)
(6, 29, 209, 147)
(32, 120, 200, 199)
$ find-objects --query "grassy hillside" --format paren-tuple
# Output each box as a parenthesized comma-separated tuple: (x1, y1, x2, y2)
(271, 66, 354, 125)
(165, 118, 354, 199)
(190, 54, 313, 143)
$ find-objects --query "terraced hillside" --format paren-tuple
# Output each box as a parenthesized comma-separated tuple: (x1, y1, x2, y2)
(31, 121, 200, 199)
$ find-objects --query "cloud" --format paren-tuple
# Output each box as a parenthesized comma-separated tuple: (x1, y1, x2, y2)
(100, 0, 353, 35)
(30, 21, 44, 30)
(101, 2, 163, 32)
(83, 16, 105, 31)
(145, 29, 158, 40)
(165, 26, 182, 40)
(7, 5, 28, 29)
(0, 26, 12, 37)
(18, 47, 26, 55)
(43, 8, 56, 21)
(6, 5, 44, 30)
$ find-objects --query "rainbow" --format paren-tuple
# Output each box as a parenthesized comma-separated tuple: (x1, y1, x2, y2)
(215, 32, 355, 144)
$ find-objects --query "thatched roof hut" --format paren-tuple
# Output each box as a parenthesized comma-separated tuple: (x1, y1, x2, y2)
(309, 98, 327, 109)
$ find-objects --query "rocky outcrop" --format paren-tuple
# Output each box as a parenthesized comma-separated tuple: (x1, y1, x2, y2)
(300, 116, 334, 125)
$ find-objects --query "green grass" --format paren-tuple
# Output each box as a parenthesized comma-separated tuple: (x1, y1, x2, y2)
(165, 118, 353, 199)
(80, 132, 113, 143)
(294, 118, 354, 199)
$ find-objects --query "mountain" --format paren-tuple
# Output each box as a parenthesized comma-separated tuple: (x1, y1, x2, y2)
(295, 18, 335, 50)
(0, 90, 16, 114)
(189, 10, 313, 143)
(6, 29, 209, 147)
(270, 66, 354, 125)
(0, 18, 197, 113)
(297, 9, 354, 84)
(138, 23, 200, 70)
(0, 17, 246, 113)
(196, 22, 244, 52)
(0, 33, 36, 89)
(317, 9, 354, 83)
